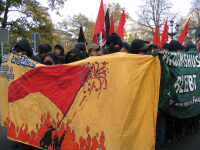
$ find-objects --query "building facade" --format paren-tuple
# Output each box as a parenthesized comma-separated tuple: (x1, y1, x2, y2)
(124, 20, 154, 43)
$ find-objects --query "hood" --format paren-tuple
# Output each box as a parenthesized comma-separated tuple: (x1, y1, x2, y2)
(42, 52, 59, 65)
(57, 55, 65, 64)
(38, 43, 52, 53)
(14, 39, 33, 57)
(65, 48, 83, 63)
(54, 43, 65, 56)
(75, 42, 87, 58)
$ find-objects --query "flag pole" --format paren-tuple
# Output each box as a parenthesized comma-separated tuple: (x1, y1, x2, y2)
(100, 29, 102, 48)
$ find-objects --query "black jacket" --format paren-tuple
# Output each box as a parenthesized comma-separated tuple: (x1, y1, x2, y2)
(14, 39, 41, 63)
(75, 42, 88, 58)
(65, 48, 83, 63)
(42, 52, 59, 65)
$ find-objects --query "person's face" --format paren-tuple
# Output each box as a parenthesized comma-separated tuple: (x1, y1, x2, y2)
(89, 49, 97, 56)
(68, 52, 79, 60)
(54, 48, 62, 55)
(138, 51, 146, 55)
(97, 50, 104, 56)
(176, 49, 182, 52)
(114, 44, 121, 50)
(43, 56, 52, 63)
(39, 52, 45, 59)
(120, 47, 129, 53)
(162, 48, 169, 52)
(80, 50, 84, 54)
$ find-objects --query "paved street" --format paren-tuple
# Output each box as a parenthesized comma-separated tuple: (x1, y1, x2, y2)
(0, 125, 17, 150)
(0, 124, 200, 150)
(163, 130, 200, 150)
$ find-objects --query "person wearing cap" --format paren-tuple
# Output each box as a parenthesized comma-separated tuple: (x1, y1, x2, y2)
(105, 33, 122, 54)
(162, 43, 169, 51)
(120, 42, 130, 53)
(88, 44, 99, 56)
(130, 39, 153, 55)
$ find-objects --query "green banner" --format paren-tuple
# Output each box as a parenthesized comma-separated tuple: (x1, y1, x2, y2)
(159, 50, 200, 118)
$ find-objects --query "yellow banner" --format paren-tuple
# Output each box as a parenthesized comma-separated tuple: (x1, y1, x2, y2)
(0, 52, 161, 150)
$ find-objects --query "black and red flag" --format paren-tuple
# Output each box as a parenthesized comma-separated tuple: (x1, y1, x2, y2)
(93, 0, 106, 46)
(105, 9, 110, 40)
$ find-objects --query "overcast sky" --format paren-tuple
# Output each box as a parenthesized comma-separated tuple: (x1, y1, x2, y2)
(43, 0, 193, 24)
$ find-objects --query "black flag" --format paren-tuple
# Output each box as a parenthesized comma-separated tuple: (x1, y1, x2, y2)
(78, 26, 87, 45)
(105, 9, 110, 40)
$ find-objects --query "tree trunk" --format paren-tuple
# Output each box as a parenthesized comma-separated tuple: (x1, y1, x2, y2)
(2, 0, 10, 28)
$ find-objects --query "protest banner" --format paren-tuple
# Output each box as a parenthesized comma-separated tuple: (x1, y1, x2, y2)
(0, 52, 160, 150)
(159, 51, 200, 118)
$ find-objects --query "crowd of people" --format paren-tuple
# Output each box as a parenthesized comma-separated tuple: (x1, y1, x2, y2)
(1, 32, 200, 150)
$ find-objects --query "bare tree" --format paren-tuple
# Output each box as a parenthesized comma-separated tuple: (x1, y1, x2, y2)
(191, 0, 200, 10)
(137, 0, 178, 42)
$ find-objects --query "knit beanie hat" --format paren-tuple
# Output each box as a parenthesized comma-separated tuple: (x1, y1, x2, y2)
(169, 40, 184, 52)
(105, 33, 122, 46)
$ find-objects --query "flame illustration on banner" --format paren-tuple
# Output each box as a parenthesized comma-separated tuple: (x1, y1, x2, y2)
(5, 61, 109, 150)
(4, 112, 106, 150)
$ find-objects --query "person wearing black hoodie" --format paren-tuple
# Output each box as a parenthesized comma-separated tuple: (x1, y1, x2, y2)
(42, 52, 59, 65)
(65, 48, 83, 64)
(13, 39, 41, 63)
(54, 44, 65, 57)
(54, 44, 65, 64)
(75, 42, 88, 59)
(37, 43, 52, 60)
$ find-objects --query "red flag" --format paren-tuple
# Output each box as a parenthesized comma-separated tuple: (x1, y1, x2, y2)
(178, 18, 190, 45)
(152, 26, 160, 49)
(93, 0, 106, 46)
(117, 10, 126, 39)
(109, 15, 115, 35)
(160, 19, 168, 49)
